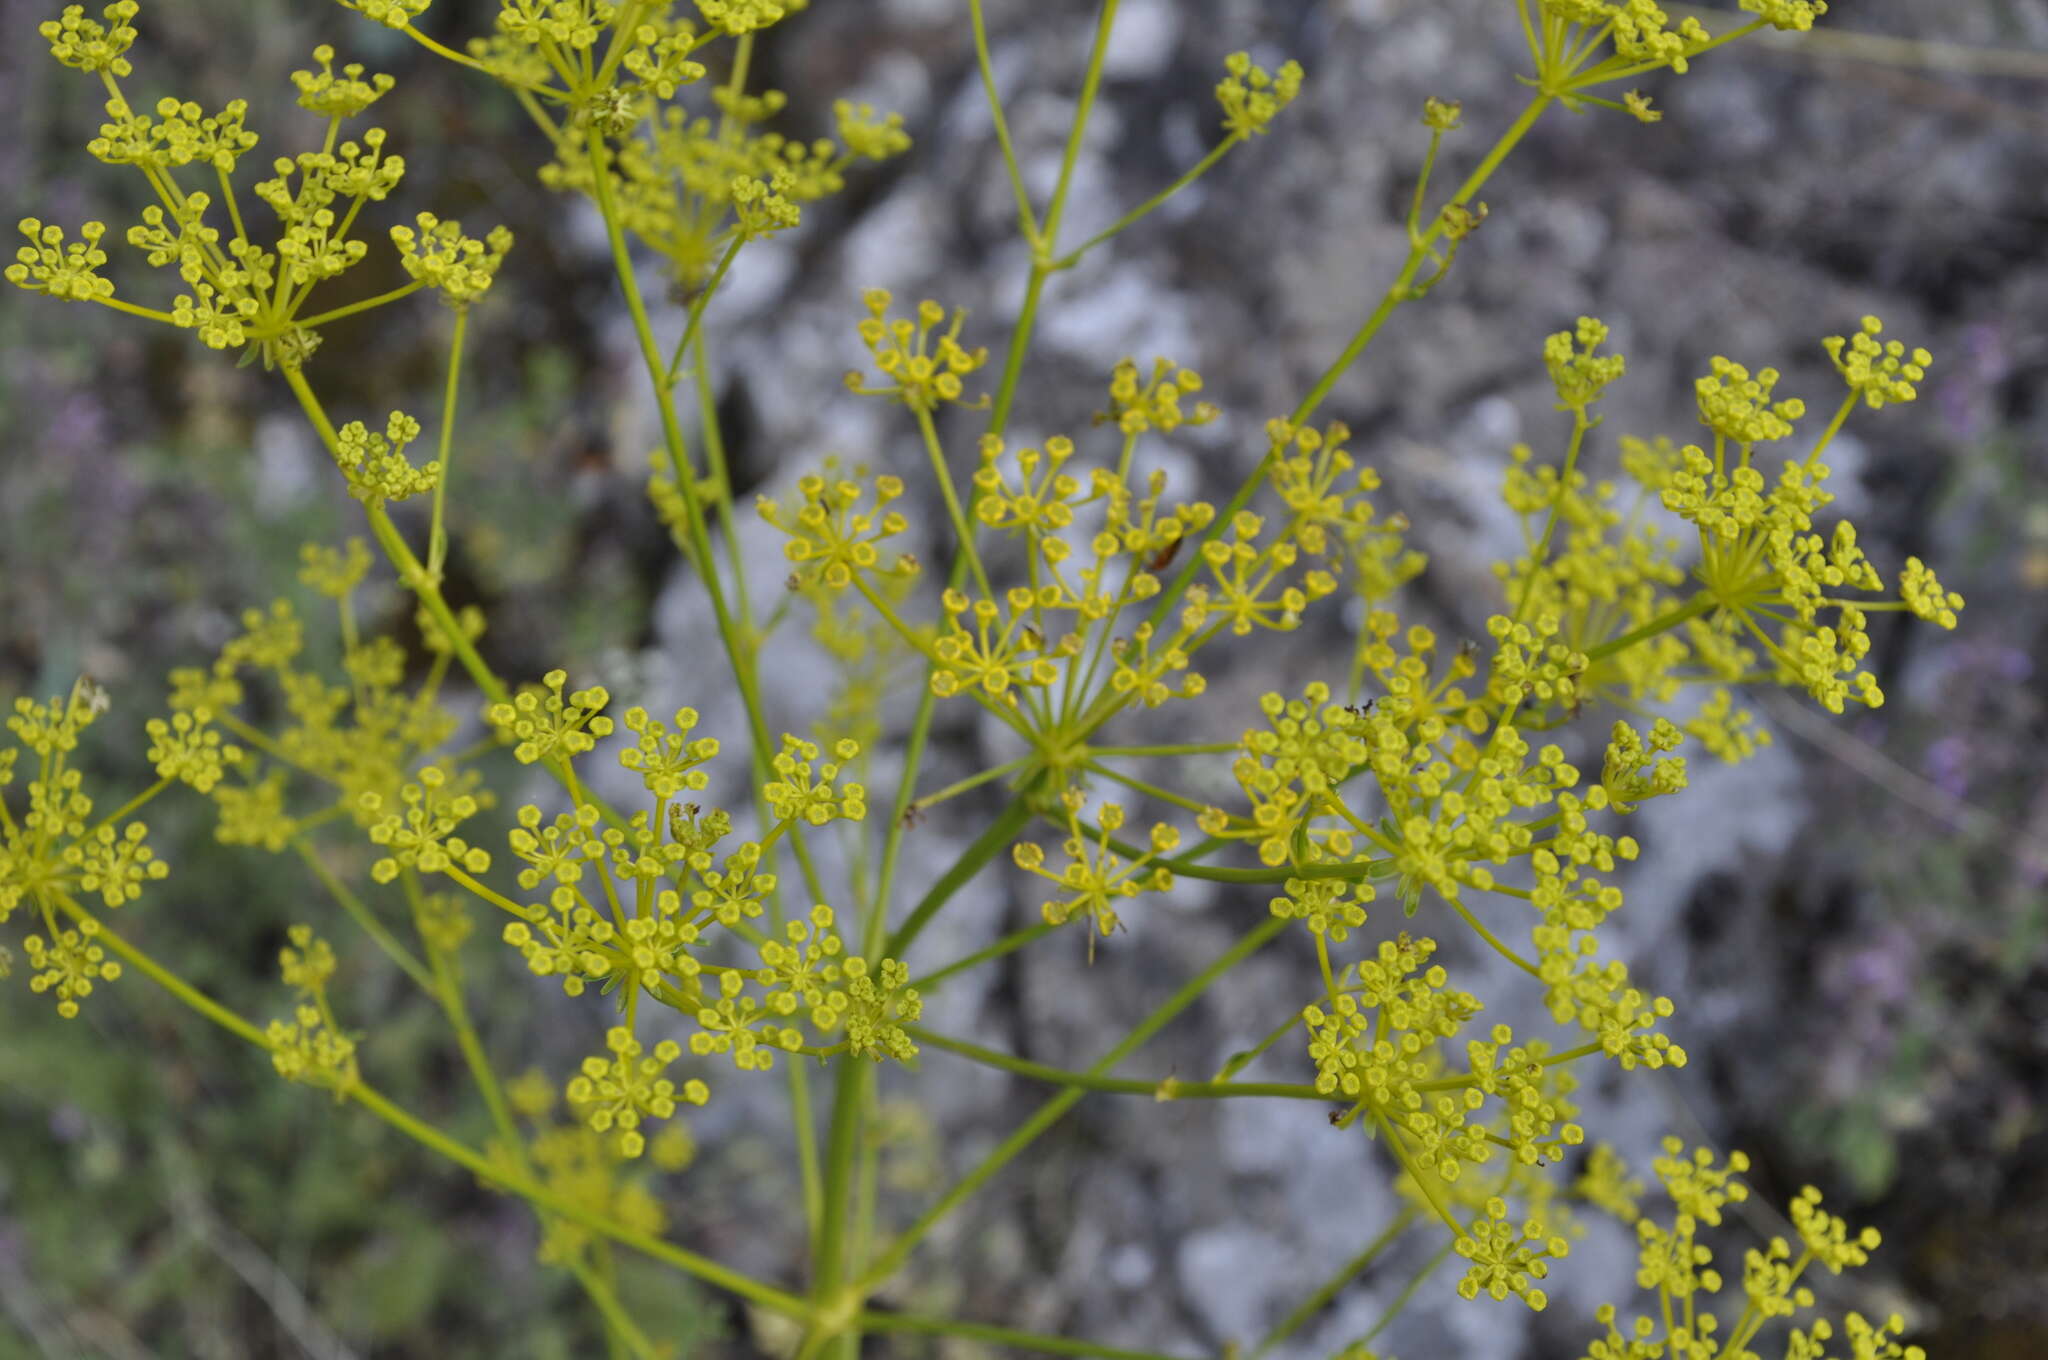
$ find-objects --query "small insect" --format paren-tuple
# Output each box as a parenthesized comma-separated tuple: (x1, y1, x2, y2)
(1145, 537, 1184, 573)
(900, 803, 927, 830)
(71, 674, 111, 720)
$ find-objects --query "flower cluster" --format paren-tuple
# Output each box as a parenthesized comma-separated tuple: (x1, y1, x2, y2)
(390, 212, 515, 307)
(330, 411, 439, 504)
(1215, 52, 1305, 139)
(505, 11, 909, 291)
(11, 23, 509, 368)
(1507, 317, 1957, 720)
(844, 291, 991, 412)
(1, 680, 182, 1017)
(267, 925, 359, 1094)
(1099, 357, 1218, 436)
(505, 1067, 680, 1263)
(488, 669, 616, 767)
(755, 468, 917, 591)
(1012, 792, 1177, 942)
(566, 1026, 708, 1159)
(1571, 1139, 1919, 1360)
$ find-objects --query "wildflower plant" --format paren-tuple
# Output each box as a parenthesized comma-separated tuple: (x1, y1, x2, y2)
(7, 0, 1956, 1356)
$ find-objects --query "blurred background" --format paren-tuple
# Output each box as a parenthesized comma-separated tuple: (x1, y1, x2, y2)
(3, 0, 2045, 1356)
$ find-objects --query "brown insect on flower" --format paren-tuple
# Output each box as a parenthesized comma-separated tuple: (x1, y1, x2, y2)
(1146, 536, 1184, 573)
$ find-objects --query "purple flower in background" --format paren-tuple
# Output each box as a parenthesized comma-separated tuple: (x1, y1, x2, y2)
(1935, 322, 2009, 441)
(1924, 734, 1972, 801)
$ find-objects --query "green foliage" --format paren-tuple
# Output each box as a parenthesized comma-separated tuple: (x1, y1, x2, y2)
(5, 0, 1960, 1356)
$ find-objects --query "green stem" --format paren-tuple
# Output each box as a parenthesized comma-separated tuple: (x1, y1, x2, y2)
(88, 776, 171, 838)
(52, 895, 267, 1047)
(294, 279, 428, 331)
(909, 921, 1058, 992)
(883, 790, 1039, 960)
(911, 756, 1036, 814)
(582, 120, 829, 904)
(805, 1060, 870, 1356)
(92, 295, 181, 325)
(967, 0, 1039, 244)
(348, 1082, 811, 1316)
(53, 896, 809, 1315)
(292, 837, 435, 994)
(1051, 135, 1238, 270)
(663, 236, 742, 387)
(428, 306, 467, 581)
(1212, 1006, 1306, 1082)
(1356, 1236, 1455, 1347)
(860, 916, 1286, 1291)
(1445, 894, 1542, 979)
(1584, 591, 1716, 663)
(915, 405, 995, 601)
(1142, 92, 1555, 645)
(1802, 391, 1858, 471)
(1251, 1209, 1418, 1360)
(1510, 406, 1588, 623)
(567, 1257, 658, 1360)
(907, 1025, 1322, 1101)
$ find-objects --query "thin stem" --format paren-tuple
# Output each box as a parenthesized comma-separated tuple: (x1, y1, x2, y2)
(884, 790, 1039, 960)
(92, 295, 181, 325)
(1052, 135, 1238, 270)
(914, 405, 995, 600)
(692, 332, 757, 674)
(909, 921, 1058, 992)
(861, 916, 1286, 1291)
(1802, 391, 1859, 471)
(663, 236, 742, 387)
(907, 1025, 1322, 1101)
(1142, 92, 1555, 646)
(1355, 1236, 1455, 1347)
(579, 120, 830, 919)
(911, 756, 1036, 814)
(1251, 1209, 1419, 1360)
(348, 1082, 811, 1316)
(51, 895, 266, 1047)
(1080, 759, 1212, 816)
(56, 895, 809, 1313)
(1511, 406, 1588, 624)
(292, 837, 435, 994)
(1584, 591, 1716, 663)
(428, 306, 467, 581)
(1212, 1007, 1305, 1082)
(88, 776, 171, 838)
(1373, 1109, 1462, 1238)
(1303, 92, 1552, 426)
(1445, 894, 1543, 979)
(966, 0, 1039, 244)
(294, 279, 428, 331)
(567, 1257, 658, 1360)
